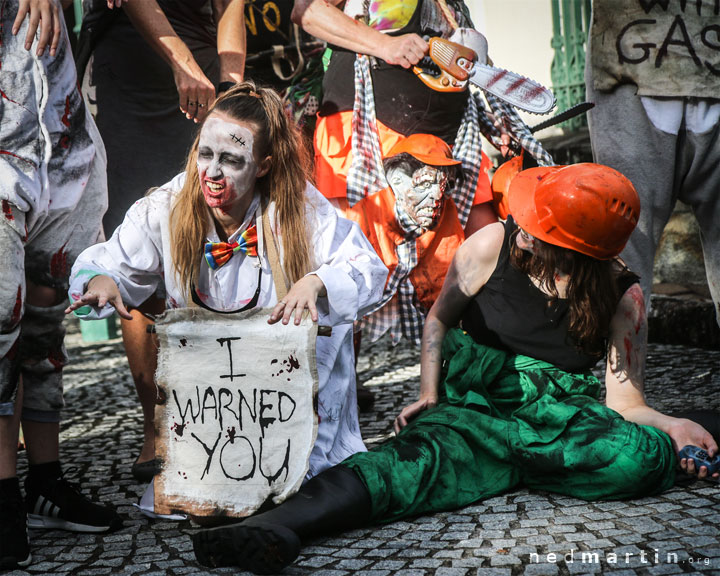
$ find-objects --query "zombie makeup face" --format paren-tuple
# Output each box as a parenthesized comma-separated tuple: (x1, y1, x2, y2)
(197, 116, 260, 216)
(516, 227, 536, 254)
(388, 164, 448, 232)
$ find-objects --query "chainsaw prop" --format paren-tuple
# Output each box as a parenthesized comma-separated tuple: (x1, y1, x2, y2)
(414, 32, 556, 115)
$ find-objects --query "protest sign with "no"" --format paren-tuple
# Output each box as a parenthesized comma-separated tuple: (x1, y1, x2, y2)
(153, 307, 318, 518)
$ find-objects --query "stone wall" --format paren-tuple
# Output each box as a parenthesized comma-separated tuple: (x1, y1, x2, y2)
(654, 202, 707, 289)
(650, 202, 718, 349)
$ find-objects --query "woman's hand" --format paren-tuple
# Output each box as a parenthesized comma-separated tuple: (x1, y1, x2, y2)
(393, 395, 437, 434)
(668, 417, 719, 480)
(64, 275, 133, 320)
(171, 55, 216, 123)
(122, 0, 214, 123)
(12, 0, 62, 57)
(268, 274, 327, 326)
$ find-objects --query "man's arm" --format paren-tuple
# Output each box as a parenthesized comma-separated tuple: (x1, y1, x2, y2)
(291, 0, 427, 68)
(123, 0, 215, 121)
(213, 0, 245, 86)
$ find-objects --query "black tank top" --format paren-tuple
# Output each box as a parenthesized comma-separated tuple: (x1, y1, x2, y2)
(461, 218, 639, 372)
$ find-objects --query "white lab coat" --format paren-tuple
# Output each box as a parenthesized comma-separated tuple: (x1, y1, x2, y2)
(70, 173, 389, 477)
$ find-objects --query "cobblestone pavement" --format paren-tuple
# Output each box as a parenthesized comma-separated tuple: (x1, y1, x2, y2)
(8, 318, 720, 576)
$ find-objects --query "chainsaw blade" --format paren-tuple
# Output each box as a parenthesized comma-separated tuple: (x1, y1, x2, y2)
(469, 64, 556, 115)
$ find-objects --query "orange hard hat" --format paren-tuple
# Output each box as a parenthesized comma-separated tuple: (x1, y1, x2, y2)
(508, 163, 640, 260)
(491, 155, 523, 220)
(387, 134, 461, 166)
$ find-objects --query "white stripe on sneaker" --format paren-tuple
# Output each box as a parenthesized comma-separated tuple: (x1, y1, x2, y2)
(40, 497, 54, 518)
(32, 496, 44, 515)
(27, 513, 111, 533)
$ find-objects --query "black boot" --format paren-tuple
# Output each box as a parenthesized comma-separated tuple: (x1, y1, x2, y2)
(0, 477, 31, 570)
(356, 381, 375, 412)
(192, 465, 371, 574)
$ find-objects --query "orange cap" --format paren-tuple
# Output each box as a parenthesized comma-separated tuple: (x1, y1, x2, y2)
(387, 134, 461, 166)
(508, 163, 640, 260)
(491, 155, 523, 220)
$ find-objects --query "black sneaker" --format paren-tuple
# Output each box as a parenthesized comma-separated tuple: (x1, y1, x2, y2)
(25, 468, 122, 533)
(356, 383, 375, 413)
(0, 477, 32, 570)
(131, 457, 159, 483)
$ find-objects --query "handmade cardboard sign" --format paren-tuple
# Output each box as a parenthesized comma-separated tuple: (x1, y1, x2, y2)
(590, 1, 720, 98)
(153, 307, 318, 518)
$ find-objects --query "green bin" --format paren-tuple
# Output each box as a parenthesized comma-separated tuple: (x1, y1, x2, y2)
(79, 317, 119, 342)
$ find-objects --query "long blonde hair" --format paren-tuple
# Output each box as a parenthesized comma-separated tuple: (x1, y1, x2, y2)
(170, 81, 313, 298)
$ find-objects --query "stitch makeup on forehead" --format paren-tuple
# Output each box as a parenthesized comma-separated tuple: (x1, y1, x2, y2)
(229, 133, 246, 146)
(197, 117, 259, 213)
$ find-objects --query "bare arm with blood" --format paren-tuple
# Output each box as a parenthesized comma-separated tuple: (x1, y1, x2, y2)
(394, 222, 505, 433)
(604, 283, 719, 479)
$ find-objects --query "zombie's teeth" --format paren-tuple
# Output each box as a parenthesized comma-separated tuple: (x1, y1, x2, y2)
(206, 181, 223, 191)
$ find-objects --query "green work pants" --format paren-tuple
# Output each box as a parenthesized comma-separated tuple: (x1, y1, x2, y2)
(345, 329, 676, 522)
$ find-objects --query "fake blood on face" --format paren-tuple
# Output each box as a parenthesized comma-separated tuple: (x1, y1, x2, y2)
(196, 116, 260, 219)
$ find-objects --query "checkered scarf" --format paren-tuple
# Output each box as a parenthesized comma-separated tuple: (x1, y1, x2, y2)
(346, 54, 388, 207)
(348, 54, 482, 344)
(363, 201, 428, 345)
(347, 53, 427, 344)
(451, 88, 482, 227)
(348, 59, 553, 345)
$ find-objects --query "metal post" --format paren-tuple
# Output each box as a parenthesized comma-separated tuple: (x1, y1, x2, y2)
(549, 0, 591, 131)
(73, 0, 83, 38)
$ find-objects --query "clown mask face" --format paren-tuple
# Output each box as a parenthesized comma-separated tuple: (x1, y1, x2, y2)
(388, 164, 448, 232)
(197, 115, 267, 217)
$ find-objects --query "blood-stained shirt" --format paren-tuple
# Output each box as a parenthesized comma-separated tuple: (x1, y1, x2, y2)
(0, 0, 106, 231)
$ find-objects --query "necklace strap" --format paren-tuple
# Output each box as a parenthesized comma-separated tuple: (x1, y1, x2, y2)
(190, 265, 262, 314)
(262, 199, 289, 301)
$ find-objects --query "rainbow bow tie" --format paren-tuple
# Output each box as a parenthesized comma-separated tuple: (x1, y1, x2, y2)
(204, 225, 258, 270)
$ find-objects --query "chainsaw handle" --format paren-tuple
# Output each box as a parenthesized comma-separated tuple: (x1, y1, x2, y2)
(412, 37, 476, 93)
(412, 67, 467, 92)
